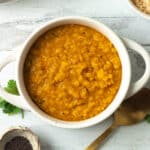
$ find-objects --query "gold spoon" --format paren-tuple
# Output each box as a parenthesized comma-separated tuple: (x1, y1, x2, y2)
(86, 88, 150, 150)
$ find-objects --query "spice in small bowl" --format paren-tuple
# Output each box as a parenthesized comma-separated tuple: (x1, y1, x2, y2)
(0, 126, 40, 150)
(5, 136, 32, 150)
(133, 0, 150, 14)
(129, 0, 150, 19)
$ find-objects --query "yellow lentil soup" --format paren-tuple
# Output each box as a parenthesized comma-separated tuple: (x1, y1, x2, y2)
(24, 24, 122, 121)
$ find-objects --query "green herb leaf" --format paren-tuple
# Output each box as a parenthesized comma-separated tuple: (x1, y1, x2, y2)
(0, 97, 6, 108)
(0, 80, 24, 118)
(145, 115, 150, 123)
(4, 80, 19, 95)
(4, 103, 20, 114)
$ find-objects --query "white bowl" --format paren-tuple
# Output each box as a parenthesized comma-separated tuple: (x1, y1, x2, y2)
(0, 16, 150, 128)
(128, 0, 150, 20)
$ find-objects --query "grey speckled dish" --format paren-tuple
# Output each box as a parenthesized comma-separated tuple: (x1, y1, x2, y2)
(0, 126, 40, 150)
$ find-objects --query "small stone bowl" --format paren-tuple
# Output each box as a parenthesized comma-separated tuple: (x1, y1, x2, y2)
(0, 126, 40, 150)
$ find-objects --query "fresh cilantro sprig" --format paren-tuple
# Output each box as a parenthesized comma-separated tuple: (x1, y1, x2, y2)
(0, 80, 24, 118)
(145, 115, 150, 123)
(4, 80, 19, 95)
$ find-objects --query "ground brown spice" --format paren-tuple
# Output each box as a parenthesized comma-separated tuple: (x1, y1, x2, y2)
(5, 136, 33, 150)
(132, 0, 150, 14)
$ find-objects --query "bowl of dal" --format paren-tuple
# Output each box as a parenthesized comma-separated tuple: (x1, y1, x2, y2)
(0, 16, 150, 128)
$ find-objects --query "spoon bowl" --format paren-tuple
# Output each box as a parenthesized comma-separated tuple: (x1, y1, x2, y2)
(86, 88, 150, 150)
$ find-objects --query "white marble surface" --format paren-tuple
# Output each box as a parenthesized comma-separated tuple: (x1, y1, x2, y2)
(0, 0, 150, 150)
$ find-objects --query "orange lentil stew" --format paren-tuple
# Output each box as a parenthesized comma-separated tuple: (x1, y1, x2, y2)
(24, 24, 122, 121)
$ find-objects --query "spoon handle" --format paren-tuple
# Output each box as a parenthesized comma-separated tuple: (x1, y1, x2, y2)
(85, 123, 117, 150)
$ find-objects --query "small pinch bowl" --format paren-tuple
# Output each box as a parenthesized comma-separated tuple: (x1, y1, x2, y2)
(128, 0, 150, 20)
(0, 126, 40, 150)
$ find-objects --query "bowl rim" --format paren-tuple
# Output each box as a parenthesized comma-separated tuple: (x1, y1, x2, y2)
(17, 16, 131, 128)
(128, 0, 150, 20)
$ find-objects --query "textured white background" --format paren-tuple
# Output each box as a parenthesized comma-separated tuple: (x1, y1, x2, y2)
(0, 0, 150, 150)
